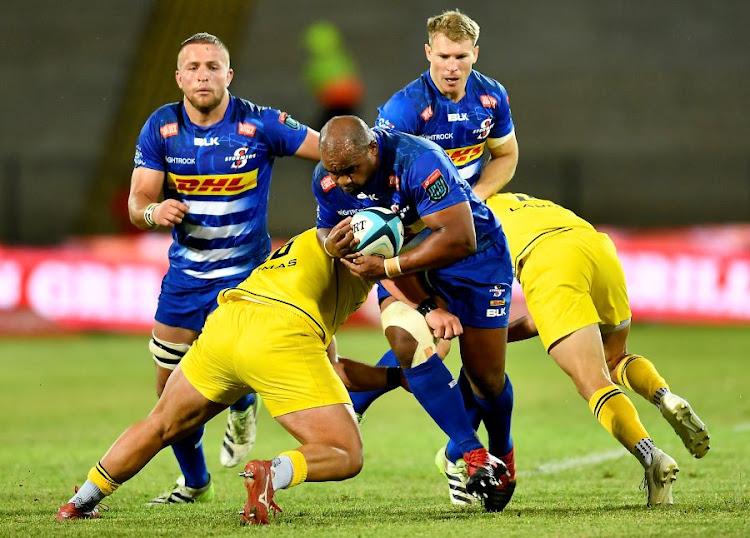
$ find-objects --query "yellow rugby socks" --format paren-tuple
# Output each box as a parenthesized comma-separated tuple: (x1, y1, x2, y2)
(272, 450, 308, 490)
(88, 461, 121, 496)
(67, 462, 121, 512)
(588, 385, 651, 456)
(613, 354, 670, 407)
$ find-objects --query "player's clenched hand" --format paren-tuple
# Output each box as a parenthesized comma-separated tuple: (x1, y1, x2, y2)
(340, 253, 386, 280)
(324, 217, 358, 257)
(425, 308, 463, 339)
(154, 199, 190, 227)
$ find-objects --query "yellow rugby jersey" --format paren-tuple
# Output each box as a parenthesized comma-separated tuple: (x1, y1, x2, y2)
(486, 193, 596, 273)
(218, 228, 372, 345)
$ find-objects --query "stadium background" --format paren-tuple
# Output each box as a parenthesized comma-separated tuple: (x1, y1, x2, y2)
(1, 0, 749, 244)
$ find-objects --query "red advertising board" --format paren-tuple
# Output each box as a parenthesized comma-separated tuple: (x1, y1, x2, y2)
(1, 225, 749, 335)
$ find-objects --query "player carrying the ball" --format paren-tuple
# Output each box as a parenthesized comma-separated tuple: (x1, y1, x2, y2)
(313, 115, 516, 511)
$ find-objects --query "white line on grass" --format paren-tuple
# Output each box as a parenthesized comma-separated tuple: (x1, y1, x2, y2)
(523, 422, 748, 476)
(523, 449, 629, 476)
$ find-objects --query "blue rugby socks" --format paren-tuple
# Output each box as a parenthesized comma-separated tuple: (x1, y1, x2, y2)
(475, 373, 515, 457)
(403, 354, 482, 454)
(230, 393, 256, 412)
(171, 426, 210, 488)
(446, 369, 483, 462)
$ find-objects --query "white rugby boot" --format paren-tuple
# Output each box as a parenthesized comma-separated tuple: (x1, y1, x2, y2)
(220, 395, 262, 468)
(434, 446, 476, 506)
(146, 475, 215, 505)
(660, 392, 710, 459)
(644, 449, 679, 506)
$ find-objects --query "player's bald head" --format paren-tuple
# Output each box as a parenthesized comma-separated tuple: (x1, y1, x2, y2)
(320, 116, 375, 159)
(319, 116, 379, 194)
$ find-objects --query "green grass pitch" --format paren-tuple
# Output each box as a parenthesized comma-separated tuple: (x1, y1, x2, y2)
(1, 325, 748, 537)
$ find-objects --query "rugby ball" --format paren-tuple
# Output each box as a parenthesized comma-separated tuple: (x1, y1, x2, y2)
(350, 207, 404, 258)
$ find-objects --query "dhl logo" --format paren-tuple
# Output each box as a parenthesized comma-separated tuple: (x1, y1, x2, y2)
(167, 170, 258, 195)
(445, 142, 485, 166)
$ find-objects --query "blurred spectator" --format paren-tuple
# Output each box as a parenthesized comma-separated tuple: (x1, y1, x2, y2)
(302, 21, 364, 129)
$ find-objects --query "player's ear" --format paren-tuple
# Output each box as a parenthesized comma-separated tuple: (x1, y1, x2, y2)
(473, 45, 479, 64)
(175, 69, 182, 89)
(424, 43, 431, 62)
(226, 68, 234, 87)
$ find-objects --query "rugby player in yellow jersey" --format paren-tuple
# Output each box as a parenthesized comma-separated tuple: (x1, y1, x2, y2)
(484, 192, 711, 506)
(56, 225, 440, 525)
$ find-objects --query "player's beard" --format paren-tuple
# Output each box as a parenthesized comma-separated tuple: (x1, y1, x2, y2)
(185, 89, 224, 114)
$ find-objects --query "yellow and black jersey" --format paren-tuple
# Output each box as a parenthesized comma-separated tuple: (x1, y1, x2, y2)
(486, 193, 597, 273)
(218, 228, 372, 345)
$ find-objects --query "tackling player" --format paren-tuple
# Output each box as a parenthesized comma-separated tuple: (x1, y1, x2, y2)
(343, 192, 711, 507)
(56, 228, 421, 524)
(486, 192, 709, 506)
(127, 33, 320, 504)
(313, 116, 516, 511)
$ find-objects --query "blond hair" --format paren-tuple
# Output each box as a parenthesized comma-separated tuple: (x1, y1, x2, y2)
(427, 10, 480, 46)
(177, 32, 230, 69)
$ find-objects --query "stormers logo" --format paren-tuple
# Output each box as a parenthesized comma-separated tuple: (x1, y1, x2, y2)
(278, 111, 300, 129)
(489, 284, 507, 298)
(473, 118, 493, 140)
(445, 142, 485, 166)
(422, 169, 449, 202)
(167, 170, 258, 195)
(227, 147, 253, 169)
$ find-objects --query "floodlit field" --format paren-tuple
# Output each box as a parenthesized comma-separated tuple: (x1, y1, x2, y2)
(1, 325, 748, 537)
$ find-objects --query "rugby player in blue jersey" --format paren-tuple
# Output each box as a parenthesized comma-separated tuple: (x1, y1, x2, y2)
(358, 10, 520, 506)
(313, 116, 516, 511)
(124, 33, 320, 504)
(376, 9, 518, 200)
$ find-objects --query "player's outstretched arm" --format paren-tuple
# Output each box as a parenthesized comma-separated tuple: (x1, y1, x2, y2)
(332, 357, 409, 393)
(327, 337, 408, 392)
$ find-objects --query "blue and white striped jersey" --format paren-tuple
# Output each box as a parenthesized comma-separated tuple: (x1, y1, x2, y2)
(135, 94, 308, 285)
(376, 70, 514, 186)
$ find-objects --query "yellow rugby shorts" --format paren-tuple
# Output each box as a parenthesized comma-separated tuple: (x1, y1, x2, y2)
(519, 230, 631, 351)
(181, 299, 351, 417)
